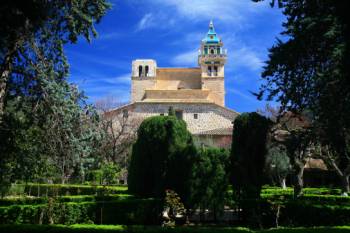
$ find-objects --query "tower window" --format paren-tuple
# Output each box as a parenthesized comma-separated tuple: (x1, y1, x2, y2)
(175, 110, 183, 120)
(214, 66, 218, 76)
(210, 49, 214, 54)
(194, 113, 198, 119)
(145, 65, 149, 77)
(217, 47, 220, 54)
(204, 47, 208, 54)
(138, 65, 143, 77)
(207, 66, 212, 76)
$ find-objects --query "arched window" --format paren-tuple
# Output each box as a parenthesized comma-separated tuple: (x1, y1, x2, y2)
(214, 66, 218, 76)
(207, 66, 212, 76)
(138, 65, 143, 77)
(210, 48, 214, 54)
(145, 65, 149, 77)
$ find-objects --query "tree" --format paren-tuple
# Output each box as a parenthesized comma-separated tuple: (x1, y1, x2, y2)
(0, 0, 110, 122)
(230, 112, 271, 227)
(231, 112, 271, 199)
(188, 147, 230, 221)
(128, 115, 196, 200)
(270, 112, 313, 197)
(95, 97, 138, 170)
(255, 0, 350, 194)
(265, 144, 291, 189)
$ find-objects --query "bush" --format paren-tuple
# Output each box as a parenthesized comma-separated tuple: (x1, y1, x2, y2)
(4, 184, 128, 197)
(128, 115, 196, 199)
(0, 224, 253, 233)
(1, 224, 350, 233)
(0, 194, 132, 206)
(240, 198, 350, 228)
(0, 199, 161, 225)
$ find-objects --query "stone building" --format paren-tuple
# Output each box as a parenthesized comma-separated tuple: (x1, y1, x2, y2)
(107, 21, 239, 148)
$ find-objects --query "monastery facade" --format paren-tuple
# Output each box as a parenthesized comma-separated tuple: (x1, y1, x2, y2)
(109, 21, 239, 148)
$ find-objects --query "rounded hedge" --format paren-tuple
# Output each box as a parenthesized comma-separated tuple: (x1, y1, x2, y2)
(128, 116, 196, 199)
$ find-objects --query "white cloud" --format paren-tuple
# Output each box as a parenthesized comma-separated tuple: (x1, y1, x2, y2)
(136, 0, 271, 28)
(226, 87, 255, 101)
(136, 13, 155, 31)
(231, 47, 263, 71)
(171, 50, 198, 66)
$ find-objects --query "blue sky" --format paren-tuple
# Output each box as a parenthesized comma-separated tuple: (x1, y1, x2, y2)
(65, 0, 285, 113)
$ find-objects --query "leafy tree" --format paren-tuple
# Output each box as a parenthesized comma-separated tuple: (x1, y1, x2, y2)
(265, 144, 291, 189)
(254, 0, 350, 194)
(0, 0, 110, 122)
(189, 147, 230, 221)
(0, 0, 110, 187)
(128, 116, 195, 200)
(231, 112, 272, 199)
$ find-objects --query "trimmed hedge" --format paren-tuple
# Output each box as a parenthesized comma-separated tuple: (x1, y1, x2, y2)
(1, 224, 350, 233)
(240, 198, 350, 228)
(5, 184, 128, 197)
(0, 199, 161, 225)
(0, 194, 132, 206)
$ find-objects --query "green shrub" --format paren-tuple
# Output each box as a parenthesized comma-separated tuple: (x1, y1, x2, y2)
(241, 198, 350, 228)
(0, 194, 132, 206)
(0, 199, 161, 225)
(5, 184, 128, 197)
(0, 224, 253, 233)
(1, 224, 350, 233)
(128, 115, 196, 200)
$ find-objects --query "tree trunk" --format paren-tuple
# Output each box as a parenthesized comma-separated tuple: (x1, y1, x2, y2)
(280, 178, 287, 189)
(341, 175, 349, 196)
(0, 40, 20, 123)
(293, 161, 304, 198)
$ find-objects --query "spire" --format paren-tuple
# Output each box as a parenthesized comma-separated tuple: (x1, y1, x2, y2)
(209, 20, 215, 33)
(202, 20, 220, 44)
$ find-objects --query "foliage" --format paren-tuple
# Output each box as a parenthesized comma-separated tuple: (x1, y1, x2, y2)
(231, 112, 272, 199)
(189, 147, 231, 219)
(0, 224, 256, 233)
(0, 0, 111, 188)
(87, 161, 121, 185)
(265, 144, 291, 188)
(162, 189, 185, 226)
(128, 116, 196, 200)
(2, 184, 127, 197)
(255, 0, 350, 193)
(0, 199, 161, 225)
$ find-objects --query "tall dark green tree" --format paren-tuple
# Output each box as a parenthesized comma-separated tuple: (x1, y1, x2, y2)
(254, 0, 350, 194)
(231, 112, 271, 199)
(128, 116, 196, 200)
(189, 148, 230, 221)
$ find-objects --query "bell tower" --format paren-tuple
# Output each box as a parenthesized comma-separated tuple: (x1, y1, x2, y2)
(198, 20, 227, 106)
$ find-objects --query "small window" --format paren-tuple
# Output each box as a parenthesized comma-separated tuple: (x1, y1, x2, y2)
(160, 113, 164, 116)
(145, 65, 149, 77)
(122, 109, 128, 118)
(138, 65, 143, 77)
(214, 66, 218, 76)
(207, 66, 212, 76)
(194, 113, 198, 119)
(175, 110, 183, 120)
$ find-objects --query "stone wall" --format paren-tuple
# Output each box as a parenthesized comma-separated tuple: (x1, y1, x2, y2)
(108, 102, 238, 148)
(202, 77, 225, 106)
(155, 68, 201, 90)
